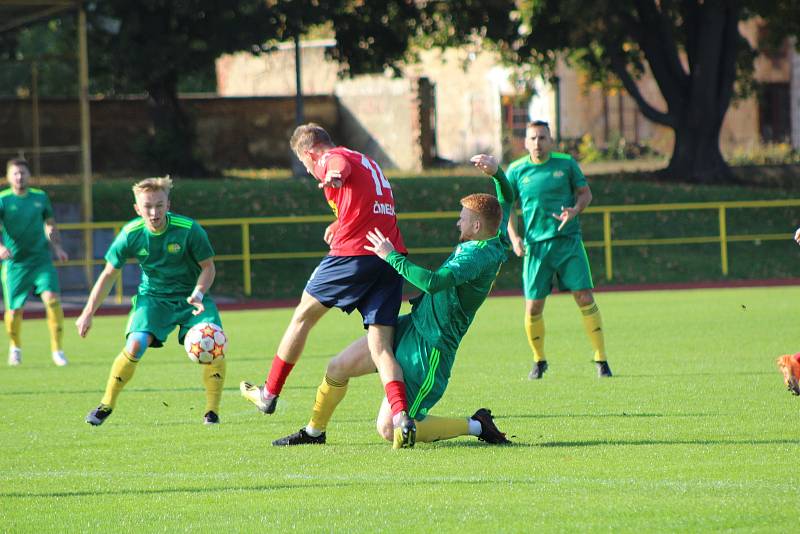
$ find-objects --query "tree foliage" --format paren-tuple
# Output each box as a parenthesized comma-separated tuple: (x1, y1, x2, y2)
(504, 0, 800, 182)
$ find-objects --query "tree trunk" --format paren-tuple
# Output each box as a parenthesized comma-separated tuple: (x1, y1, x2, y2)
(666, 113, 732, 183)
(144, 71, 207, 176)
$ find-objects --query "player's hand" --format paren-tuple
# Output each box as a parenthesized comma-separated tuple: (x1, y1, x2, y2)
(794, 227, 800, 245)
(364, 228, 395, 259)
(319, 169, 343, 189)
(552, 206, 578, 231)
(511, 237, 525, 257)
(324, 221, 339, 245)
(0, 245, 12, 260)
(470, 154, 499, 176)
(75, 313, 92, 338)
(187, 295, 205, 316)
(54, 246, 69, 262)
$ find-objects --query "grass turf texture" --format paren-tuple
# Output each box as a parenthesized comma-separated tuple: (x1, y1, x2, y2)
(1, 286, 796, 531)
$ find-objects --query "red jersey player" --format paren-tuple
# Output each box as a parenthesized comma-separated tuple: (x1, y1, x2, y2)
(241, 123, 416, 446)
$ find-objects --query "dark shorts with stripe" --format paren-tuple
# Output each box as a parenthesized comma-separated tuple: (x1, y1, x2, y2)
(305, 254, 403, 327)
(393, 314, 452, 421)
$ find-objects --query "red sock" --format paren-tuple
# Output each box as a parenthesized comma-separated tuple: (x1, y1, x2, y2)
(384, 380, 408, 415)
(793, 353, 800, 364)
(265, 355, 294, 396)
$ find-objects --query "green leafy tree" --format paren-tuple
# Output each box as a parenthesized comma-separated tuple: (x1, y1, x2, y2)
(508, 0, 800, 183)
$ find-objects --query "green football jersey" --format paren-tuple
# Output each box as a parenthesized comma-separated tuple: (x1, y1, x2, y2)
(384, 171, 512, 354)
(0, 187, 54, 263)
(507, 152, 588, 243)
(105, 212, 214, 298)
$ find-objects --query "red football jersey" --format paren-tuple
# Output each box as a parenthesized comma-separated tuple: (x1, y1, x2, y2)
(313, 146, 406, 256)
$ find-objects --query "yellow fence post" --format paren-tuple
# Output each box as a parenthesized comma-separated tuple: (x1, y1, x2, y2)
(603, 210, 613, 280)
(242, 222, 252, 296)
(718, 205, 728, 275)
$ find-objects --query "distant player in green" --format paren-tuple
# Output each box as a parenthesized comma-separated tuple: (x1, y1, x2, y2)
(271, 154, 513, 448)
(76, 177, 226, 426)
(1, 158, 69, 367)
(506, 120, 612, 379)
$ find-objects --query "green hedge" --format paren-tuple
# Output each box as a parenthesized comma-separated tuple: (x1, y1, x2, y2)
(45, 172, 800, 299)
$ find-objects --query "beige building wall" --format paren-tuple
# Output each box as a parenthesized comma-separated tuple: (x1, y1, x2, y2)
(404, 48, 503, 162)
(217, 39, 339, 96)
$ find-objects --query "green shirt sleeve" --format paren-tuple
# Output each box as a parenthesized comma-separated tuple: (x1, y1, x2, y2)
(492, 168, 514, 206)
(385, 251, 458, 294)
(569, 157, 588, 189)
(188, 222, 215, 263)
(42, 192, 54, 220)
(104, 230, 130, 269)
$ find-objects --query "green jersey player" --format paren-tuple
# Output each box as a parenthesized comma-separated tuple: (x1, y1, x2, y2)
(1, 158, 69, 367)
(506, 120, 612, 379)
(76, 177, 226, 426)
(271, 154, 514, 448)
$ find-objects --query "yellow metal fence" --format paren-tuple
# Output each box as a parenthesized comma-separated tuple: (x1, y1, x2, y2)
(57, 199, 799, 300)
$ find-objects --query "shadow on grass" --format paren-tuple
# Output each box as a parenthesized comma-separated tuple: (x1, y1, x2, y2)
(0, 385, 318, 396)
(536, 438, 800, 447)
(506, 412, 719, 419)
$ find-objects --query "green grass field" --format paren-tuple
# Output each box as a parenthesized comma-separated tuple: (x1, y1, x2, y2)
(1, 286, 797, 532)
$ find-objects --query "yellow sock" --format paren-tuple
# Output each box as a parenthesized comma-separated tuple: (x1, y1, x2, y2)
(101, 351, 139, 408)
(308, 374, 349, 431)
(44, 298, 64, 352)
(415, 415, 469, 443)
(202, 357, 227, 414)
(524, 313, 545, 362)
(4, 311, 22, 348)
(580, 302, 607, 362)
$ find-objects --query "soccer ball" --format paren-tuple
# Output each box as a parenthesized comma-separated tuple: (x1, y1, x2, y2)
(184, 322, 227, 364)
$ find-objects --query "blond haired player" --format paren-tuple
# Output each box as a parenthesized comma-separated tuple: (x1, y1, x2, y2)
(77, 177, 226, 426)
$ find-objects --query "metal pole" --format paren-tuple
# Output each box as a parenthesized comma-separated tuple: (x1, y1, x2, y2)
(719, 206, 728, 276)
(552, 75, 561, 144)
(603, 210, 613, 280)
(291, 33, 306, 177)
(78, 5, 93, 285)
(31, 61, 41, 176)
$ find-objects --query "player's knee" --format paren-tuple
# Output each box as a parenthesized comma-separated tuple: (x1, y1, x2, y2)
(527, 300, 545, 315)
(125, 332, 151, 360)
(573, 290, 594, 307)
(376, 420, 394, 441)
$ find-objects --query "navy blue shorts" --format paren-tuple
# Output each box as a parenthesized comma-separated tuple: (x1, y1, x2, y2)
(305, 255, 403, 327)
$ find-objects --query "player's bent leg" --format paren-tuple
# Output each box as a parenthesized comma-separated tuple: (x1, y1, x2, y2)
(250, 292, 331, 412)
(276, 291, 330, 364)
(87, 333, 152, 426)
(202, 356, 226, 425)
(366, 324, 415, 446)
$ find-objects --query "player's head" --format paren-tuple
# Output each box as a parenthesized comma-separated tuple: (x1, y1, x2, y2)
(525, 120, 553, 162)
(458, 193, 502, 242)
(6, 158, 31, 192)
(290, 123, 334, 173)
(132, 176, 172, 232)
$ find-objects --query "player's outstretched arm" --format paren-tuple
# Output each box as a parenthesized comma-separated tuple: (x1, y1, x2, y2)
(76, 262, 120, 337)
(470, 154, 513, 206)
(187, 258, 215, 315)
(365, 228, 457, 294)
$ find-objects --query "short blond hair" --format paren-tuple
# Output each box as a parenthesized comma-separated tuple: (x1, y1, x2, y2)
(460, 193, 502, 234)
(132, 176, 173, 197)
(289, 123, 333, 155)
